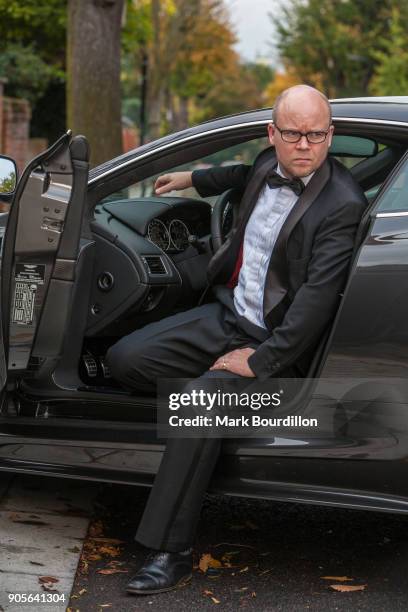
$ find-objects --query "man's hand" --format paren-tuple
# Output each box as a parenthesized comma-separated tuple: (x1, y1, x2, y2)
(154, 171, 193, 195)
(210, 347, 256, 377)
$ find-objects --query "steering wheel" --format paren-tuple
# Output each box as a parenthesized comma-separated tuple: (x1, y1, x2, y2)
(211, 188, 238, 252)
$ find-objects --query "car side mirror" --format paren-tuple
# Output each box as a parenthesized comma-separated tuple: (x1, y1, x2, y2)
(0, 155, 17, 196)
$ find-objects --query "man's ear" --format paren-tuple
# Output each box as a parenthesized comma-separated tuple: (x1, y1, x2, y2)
(327, 124, 334, 147)
(267, 122, 275, 146)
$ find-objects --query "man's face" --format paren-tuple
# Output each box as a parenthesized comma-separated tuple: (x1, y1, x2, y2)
(267, 99, 334, 178)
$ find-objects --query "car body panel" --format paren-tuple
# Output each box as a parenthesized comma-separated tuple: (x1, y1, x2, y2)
(1, 98, 408, 515)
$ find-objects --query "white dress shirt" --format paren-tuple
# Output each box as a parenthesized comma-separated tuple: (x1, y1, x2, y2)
(233, 164, 314, 329)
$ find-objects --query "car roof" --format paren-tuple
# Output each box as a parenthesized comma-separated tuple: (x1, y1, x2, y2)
(90, 97, 408, 183)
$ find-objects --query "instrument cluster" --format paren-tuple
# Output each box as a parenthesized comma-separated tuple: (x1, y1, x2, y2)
(147, 218, 191, 252)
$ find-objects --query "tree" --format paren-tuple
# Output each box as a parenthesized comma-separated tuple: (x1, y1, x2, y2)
(272, 0, 403, 98)
(67, 0, 125, 165)
(0, 0, 66, 141)
(264, 69, 302, 106)
(369, 7, 408, 95)
(123, 0, 263, 138)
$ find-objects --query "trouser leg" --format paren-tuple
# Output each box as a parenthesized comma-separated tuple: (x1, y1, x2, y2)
(136, 435, 222, 552)
(106, 303, 237, 391)
(135, 371, 243, 552)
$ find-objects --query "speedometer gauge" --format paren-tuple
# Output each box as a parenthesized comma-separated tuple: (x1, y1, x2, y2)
(169, 219, 190, 251)
(147, 218, 170, 251)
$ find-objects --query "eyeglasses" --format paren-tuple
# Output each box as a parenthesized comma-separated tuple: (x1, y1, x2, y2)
(274, 125, 331, 144)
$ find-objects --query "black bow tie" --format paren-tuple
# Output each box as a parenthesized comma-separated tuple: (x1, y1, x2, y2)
(266, 171, 305, 196)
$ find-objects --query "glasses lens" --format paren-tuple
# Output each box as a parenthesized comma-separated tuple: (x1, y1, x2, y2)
(281, 130, 301, 142)
(307, 132, 327, 143)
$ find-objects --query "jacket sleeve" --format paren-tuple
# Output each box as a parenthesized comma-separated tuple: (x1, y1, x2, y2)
(192, 164, 252, 197)
(247, 198, 367, 380)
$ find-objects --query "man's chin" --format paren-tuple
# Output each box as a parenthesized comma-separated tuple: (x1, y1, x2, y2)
(291, 161, 315, 177)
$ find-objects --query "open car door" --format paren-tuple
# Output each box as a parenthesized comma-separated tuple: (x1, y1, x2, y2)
(0, 132, 89, 391)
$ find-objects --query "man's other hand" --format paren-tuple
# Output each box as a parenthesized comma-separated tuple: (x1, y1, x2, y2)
(210, 347, 256, 377)
(154, 171, 193, 195)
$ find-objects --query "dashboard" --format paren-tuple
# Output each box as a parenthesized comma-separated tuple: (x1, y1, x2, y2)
(147, 217, 191, 251)
(87, 196, 213, 336)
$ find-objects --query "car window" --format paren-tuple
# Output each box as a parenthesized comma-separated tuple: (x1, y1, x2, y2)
(100, 132, 387, 207)
(375, 156, 408, 212)
(101, 137, 269, 205)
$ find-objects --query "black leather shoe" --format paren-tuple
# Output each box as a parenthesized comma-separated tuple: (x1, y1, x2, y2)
(127, 549, 193, 595)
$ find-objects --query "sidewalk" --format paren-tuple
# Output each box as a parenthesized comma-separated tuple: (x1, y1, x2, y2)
(0, 474, 97, 611)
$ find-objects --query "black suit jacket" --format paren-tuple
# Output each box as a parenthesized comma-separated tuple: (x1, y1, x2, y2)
(192, 148, 368, 379)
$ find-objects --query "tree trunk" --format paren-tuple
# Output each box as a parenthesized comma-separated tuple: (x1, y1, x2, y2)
(67, 0, 125, 166)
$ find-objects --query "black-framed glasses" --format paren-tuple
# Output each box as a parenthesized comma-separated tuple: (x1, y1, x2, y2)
(274, 125, 331, 144)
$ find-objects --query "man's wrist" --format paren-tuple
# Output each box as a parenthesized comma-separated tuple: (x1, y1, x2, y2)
(248, 346, 281, 380)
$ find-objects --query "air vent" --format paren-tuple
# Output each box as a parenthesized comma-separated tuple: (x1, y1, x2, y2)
(142, 255, 167, 275)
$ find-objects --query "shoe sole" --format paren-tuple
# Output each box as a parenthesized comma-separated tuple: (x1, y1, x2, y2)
(126, 573, 192, 595)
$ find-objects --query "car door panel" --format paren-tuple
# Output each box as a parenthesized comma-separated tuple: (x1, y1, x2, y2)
(295, 150, 408, 467)
(1, 133, 89, 384)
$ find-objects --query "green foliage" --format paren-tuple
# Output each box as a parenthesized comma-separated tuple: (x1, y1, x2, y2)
(0, 0, 66, 65)
(273, 0, 404, 97)
(0, 171, 16, 194)
(0, 0, 67, 139)
(122, 0, 152, 53)
(369, 7, 408, 95)
(245, 62, 275, 92)
(122, 0, 266, 134)
(0, 43, 62, 104)
(193, 63, 262, 123)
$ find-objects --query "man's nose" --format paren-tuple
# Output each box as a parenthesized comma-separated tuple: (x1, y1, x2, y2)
(296, 135, 310, 149)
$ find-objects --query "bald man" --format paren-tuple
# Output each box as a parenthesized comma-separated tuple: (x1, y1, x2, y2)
(107, 86, 368, 595)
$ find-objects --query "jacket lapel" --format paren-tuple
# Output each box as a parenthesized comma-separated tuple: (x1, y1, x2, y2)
(263, 158, 331, 320)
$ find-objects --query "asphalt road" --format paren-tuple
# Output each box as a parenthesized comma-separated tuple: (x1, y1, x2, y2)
(70, 485, 408, 611)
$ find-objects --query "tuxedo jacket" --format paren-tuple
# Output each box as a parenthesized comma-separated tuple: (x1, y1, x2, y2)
(192, 148, 368, 380)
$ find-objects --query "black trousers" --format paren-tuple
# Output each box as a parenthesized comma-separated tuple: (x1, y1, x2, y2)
(106, 299, 295, 552)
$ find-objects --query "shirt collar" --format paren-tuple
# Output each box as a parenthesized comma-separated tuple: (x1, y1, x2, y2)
(276, 163, 315, 187)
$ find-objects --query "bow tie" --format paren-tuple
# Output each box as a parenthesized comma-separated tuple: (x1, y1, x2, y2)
(266, 170, 305, 196)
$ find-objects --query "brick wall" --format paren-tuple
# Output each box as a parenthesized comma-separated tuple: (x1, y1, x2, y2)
(1, 96, 31, 172)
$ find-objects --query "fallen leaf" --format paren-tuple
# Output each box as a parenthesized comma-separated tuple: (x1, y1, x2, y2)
(330, 584, 367, 592)
(39, 576, 59, 584)
(236, 587, 249, 592)
(41, 583, 59, 593)
(87, 554, 102, 561)
(97, 568, 128, 575)
(89, 537, 125, 545)
(99, 546, 121, 557)
(239, 566, 249, 573)
(251, 592, 257, 598)
(199, 553, 222, 573)
(211, 597, 220, 604)
(203, 590, 214, 596)
(78, 588, 87, 596)
(321, 576, 354, 581)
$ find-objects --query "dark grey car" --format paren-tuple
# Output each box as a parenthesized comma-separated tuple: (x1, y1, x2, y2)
(1, 96, 408, 515)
